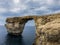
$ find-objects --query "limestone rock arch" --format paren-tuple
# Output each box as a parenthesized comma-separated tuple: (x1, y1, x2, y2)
(5, 13, 60, 45)
(5, 16, 37, 35)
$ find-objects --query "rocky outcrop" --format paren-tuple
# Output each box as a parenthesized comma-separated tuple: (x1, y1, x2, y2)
(5, 13, 60, 45)
(34, 13, 60, 45)
(5, 16, 36, 35)
(5, 17, 23, 35)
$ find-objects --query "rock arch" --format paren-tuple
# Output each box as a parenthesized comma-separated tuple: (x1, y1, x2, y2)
(5, 13, 60, 45)
(5, 16, 36, 35)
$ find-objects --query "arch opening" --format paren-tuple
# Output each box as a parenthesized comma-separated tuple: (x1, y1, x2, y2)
(22, 20, 36, 45)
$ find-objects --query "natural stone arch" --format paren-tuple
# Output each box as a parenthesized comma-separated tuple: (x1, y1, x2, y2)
(5, 13, 60, 45)
(5, 16, 36, 35)
(22, 20, 36, 45)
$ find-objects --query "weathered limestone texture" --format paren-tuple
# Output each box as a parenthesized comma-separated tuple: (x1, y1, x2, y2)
(5, 16, 35, 35)
(5, 17, 25, 35)
(34, 13, 60, 45)
(5, 13, 60, 45)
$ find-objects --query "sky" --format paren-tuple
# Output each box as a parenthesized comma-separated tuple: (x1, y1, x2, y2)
(0, 0, 60, 26)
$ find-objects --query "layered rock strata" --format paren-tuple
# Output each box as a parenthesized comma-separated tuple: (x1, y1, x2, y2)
(5, 13, 60, 45)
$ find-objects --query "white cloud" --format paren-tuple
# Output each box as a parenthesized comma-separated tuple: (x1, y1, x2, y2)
(7, 0, 60, 14)
(33, 0, 60, 7)
(9, 5, 27, 13)
(32, 6, 52, 15)
(0, 8, 7, 13)
(13, 0, 20, 4)
(34, 6, 48, 11)
(10, 8, 20, 13)
(0, 0, 60, 14)
(24, 0, 31, 3)
(32, 0, 43, 2)
(54, 10, 60, 13)
(46, 0, 54, 5)
(8, 0, 27, 13)
(32, 0, 46, 5)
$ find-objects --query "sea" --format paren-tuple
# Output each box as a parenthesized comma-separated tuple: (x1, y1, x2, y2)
(0, 26, 36, 45)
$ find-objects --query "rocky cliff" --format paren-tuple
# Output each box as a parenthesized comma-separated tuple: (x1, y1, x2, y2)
(5, 13, 60, 45)
(5, 16, 36, 35)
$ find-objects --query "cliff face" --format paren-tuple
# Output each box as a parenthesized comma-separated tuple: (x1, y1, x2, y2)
(5, 13, 60, 45)
(5, 16, 35, 35)
(34, 13, 60, 45)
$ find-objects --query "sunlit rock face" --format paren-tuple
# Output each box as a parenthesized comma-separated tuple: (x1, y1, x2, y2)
(34, 13, 60, 45)
(5, 13, 60, 45)
(5, 22, 25, 35)
(5, 16, 34, 35)
(5, 17, 26, 35)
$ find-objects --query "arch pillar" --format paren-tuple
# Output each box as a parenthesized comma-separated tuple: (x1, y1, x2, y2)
(5, 16, 34, 35)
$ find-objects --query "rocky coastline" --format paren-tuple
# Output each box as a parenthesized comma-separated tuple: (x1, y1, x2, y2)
(5, 13, 60, 45)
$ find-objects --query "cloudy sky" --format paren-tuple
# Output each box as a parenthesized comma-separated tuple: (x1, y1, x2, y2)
(0, 0, 60, 26)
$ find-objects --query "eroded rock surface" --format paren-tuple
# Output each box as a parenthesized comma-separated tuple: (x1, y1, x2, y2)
(5, 16, 36, 35)
(5, 17, 25, 35)
(35, 13, 60, 45)
(5, 13, 60, 45)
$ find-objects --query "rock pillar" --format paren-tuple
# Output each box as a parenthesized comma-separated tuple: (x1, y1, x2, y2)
(5, 17, 27, 35)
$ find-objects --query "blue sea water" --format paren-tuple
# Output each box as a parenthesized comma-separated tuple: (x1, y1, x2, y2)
(0, 26, 36, 45)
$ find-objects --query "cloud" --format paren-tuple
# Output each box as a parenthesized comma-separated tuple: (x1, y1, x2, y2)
(34, 6, 48, 11)
(7, 0, 27, 13)
(0, 0, 60, 25)
(9, 5, 27, 13)
(32, 0, 60, 14)
(0, 0, 60, 14)
(54, 10, 60, 13)
(0, 0, 59, 15)
(9, 8, 22, 13)
(0, 8, 7, 13)
(13, 0, 20, 4)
